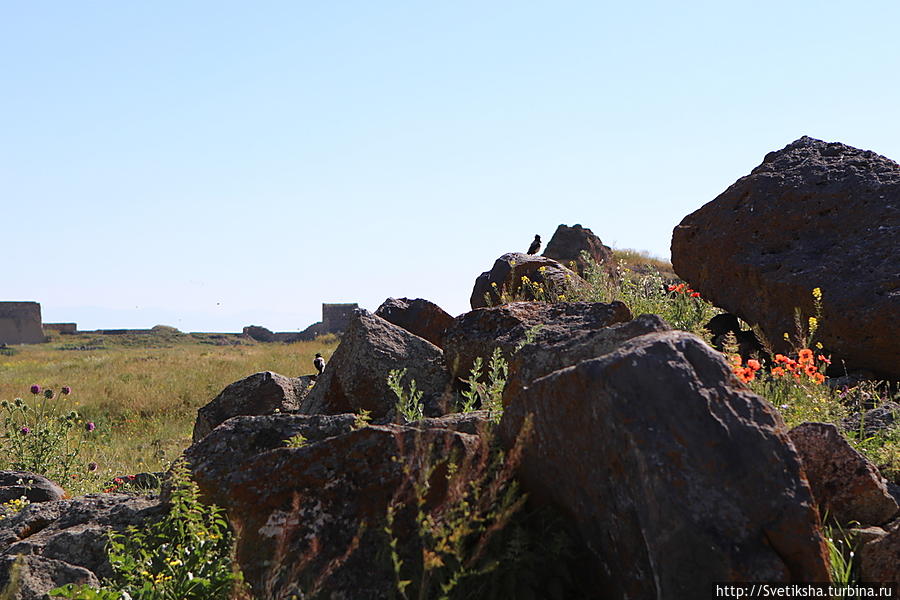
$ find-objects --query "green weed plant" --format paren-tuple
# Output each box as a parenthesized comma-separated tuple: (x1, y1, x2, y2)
(459, 348, 508, 422)
(385, 420, 531, 600)
(51, 460, 242, 600)
(389, 368, 425, 423)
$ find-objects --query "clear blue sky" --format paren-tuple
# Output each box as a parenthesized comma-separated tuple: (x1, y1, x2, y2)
(3, 1, 899, 332)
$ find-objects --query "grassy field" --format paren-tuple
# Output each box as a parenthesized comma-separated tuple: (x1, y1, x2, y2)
(0, 331, 339, 495)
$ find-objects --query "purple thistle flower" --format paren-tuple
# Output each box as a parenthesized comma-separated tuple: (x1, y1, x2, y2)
(85, 422, 96, 432)
(61, 386, 72, 395)
(30, 385, 41, 395)
(43, 389, 54, 399)
(20, 426, 30, 435)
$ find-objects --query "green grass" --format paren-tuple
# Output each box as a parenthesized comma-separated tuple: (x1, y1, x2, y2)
(0, 331, 339, 495)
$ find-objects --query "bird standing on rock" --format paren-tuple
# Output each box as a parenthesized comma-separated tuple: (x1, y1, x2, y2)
(527, 234, 541, 254)
(314, 353, 326, 375)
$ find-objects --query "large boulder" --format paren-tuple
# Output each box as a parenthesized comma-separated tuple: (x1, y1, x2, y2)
(0, 494, 164, 597)
(499, 330, 831, 596)
(374, 297, 455, 348)
(672, 136, 900, 378)
(187, 412, 493, 599)
(470, 253, 583, 309)
(788, 422, 898, 526)
(299, 309, 452, 419)
(192, 371, 314, 442)
(505, 313, 670, 400)
(184, 413, 358, 508)
(442, 301, 632, 383)
(0, 471, 65, 504)
(541, 223, 615, 276)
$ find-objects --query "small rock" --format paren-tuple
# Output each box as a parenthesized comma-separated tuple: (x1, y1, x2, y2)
(193, 371, 314, 442)
(789, 422, 898, 526)
(470, 252, 584, 309)
(375, 297, 455, 348)
(0, 471, 65, 504)
(859, 518, 900, 584)
(541, 223, 615, 276)
(299, 309, 452, 419)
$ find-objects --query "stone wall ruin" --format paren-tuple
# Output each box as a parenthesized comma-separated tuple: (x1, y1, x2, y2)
(0, 302, 46, 344)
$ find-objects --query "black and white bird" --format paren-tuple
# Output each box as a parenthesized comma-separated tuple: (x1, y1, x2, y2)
(527, 234, 541, 255)
(313, 353, 326, 375)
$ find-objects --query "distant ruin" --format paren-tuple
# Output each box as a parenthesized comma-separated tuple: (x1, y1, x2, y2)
(321, 303, 358, 333)
(243, 303, 360, 342)
(0, 302, 46, 344)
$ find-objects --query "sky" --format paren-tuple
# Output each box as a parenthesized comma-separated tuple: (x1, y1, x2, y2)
(3, 1, 899, 332)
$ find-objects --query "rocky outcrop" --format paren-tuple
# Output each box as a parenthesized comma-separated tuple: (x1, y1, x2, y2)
(0, 472, 65, 504)
(541, 223, 615, 276)
(185, 411, 493, 599)
(672, 136, 900, 378)
(499, 330, 831, 596)
(470, 253, 584, 309)
(192, 371, 314, 442)
(375, 297, 455, 348)
(789, 422, 898, 526)
(242, 325, 276, 342)
(300, 309, 451, 419)
(442, 301, 632, 383)
(0, 494, 164, 598)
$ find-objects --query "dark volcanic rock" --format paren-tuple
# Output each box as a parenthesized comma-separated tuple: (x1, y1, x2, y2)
(842, 401, 899, 440)
(443, 301, 632, 383)
(0, 471, 65, 504)
(541, 223, 615, 276)
(470, 252, 584, 309)
(185, 413, 358, 508)
(0, 555, 99, 600)
(859, 518, 900, 584)
(193, 371, 314, 442)
(499, 330, 830, 596)
(214, 418, 492, 599)
(375, 297, 455, 348)
(299, 309, 452, 419)
(672, 136, 900, 378)
(505, 313, 670, 400)
(789, 422, 898, 526)
(0, 494, 164, 596)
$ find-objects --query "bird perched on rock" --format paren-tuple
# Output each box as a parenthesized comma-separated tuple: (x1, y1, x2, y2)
(313, 353, 326, 375)
(527, 234, 541, 254)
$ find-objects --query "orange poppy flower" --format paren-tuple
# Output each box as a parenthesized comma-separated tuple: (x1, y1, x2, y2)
(747, 359, 761, 371)
(771, 367, 786, 377)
